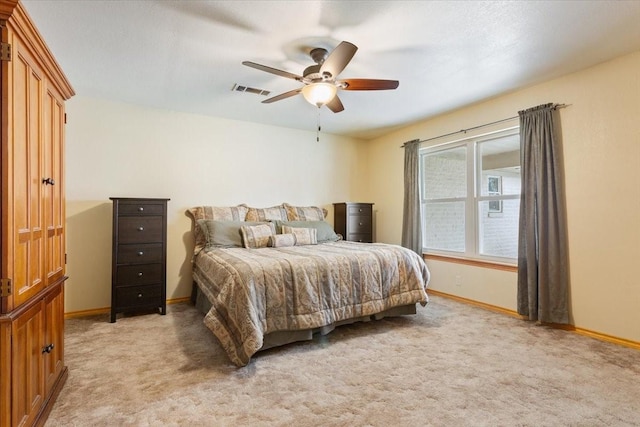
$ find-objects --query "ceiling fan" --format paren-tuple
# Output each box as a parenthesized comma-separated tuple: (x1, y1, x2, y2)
(242, 41, 399, 113)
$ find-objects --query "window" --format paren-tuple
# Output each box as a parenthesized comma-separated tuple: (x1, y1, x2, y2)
(420, 129, 521, 262)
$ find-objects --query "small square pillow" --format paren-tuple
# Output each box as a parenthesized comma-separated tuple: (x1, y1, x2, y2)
(245, 205, 289, 222)
(240, 223, 276, 249)
(282, 226, 318, 246)
(276, 220, 340, 243)
(283, 203, 327, 221)
(268, 233, 296, 248)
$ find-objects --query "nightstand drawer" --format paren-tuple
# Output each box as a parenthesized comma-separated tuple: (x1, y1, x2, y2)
(114, 284, 162, 309)
(117, 243, 163, 264)
(347, 233, 372, 243)
(118, 216, 163, 243)
(118, 203, 165, 216)
(115, 264, 163, 286)
(348, 215, 372, 233)
(348, 205, 372, 216)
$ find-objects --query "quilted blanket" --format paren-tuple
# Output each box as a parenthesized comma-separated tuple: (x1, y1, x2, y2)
(193, 241, 430, 366)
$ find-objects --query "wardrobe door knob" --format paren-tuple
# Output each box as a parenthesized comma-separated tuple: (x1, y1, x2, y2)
(137, 251, 144, 256)
(138, 206, 144, 212)
(138, 272, 143, 277)
(138, 226, 144, 231)
(137, 293, 143, 298)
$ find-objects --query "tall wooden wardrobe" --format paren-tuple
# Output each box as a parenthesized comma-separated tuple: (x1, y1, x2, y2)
(0, 1, 74, 426)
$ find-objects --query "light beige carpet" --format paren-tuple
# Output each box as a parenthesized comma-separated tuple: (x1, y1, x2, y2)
(46, 295, 640, 426)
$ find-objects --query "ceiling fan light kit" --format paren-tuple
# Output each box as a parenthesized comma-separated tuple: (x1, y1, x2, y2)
(301, 83, 337, 107)
(242, 40, 399, 113)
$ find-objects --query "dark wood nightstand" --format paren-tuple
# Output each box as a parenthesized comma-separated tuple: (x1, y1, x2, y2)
(110, 197, 169, 322)
(333, 202, 374, 243)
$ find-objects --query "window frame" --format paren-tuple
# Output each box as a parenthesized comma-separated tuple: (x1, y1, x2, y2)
(419, 127, 520, 265)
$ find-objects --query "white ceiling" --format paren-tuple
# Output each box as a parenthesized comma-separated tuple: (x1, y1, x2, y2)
(21, 0, 640, 140)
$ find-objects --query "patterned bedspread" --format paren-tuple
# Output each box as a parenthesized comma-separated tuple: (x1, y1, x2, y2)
(193, 241, 430, 366)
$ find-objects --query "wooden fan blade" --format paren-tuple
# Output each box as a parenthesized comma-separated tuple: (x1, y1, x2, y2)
(242, 61, 302, 81)
(326, 95, 344, 113)
(262, 89, 302, 104)
(320, 41, 357, 78)
(340, 79, 399, 90)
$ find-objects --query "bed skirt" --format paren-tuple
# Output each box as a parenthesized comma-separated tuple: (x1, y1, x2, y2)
(192, 282, 417, 351)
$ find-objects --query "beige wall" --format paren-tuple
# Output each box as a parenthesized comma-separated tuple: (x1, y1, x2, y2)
(65, 50, 640, 345)
(64, 97, 367, 313)
(367, 50, 640, 342)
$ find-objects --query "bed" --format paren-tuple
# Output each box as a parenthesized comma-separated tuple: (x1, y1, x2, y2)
(189, 203, 430, 366)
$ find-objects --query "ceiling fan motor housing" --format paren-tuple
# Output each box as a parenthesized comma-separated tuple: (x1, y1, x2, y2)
(303, 64, 329, 82)
(305, 48, 332, 82)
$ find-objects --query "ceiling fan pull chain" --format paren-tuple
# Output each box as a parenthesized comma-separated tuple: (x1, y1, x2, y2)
(317, 106, 321, 142)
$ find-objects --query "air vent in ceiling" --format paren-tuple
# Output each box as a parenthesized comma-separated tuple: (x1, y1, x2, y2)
(231, 83, 270, 96)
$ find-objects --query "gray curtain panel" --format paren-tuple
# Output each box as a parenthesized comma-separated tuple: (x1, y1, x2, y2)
(401, 139, 422, 255)
(517, 103, 569, 324)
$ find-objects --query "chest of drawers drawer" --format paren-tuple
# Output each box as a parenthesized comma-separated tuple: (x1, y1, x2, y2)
(118, 203, 165, 216)
(117, 216, 163, 243)
(115, 263, 163, 286)
(116, 243, 164, 264)
(114, 284, 163, 310)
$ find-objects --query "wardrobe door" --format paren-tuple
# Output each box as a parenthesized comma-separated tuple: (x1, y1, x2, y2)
(42, 85, 66, 286)
(12, 302, 45, 427)
(10, 35, 46, 308)
(43, 285, 64, 395)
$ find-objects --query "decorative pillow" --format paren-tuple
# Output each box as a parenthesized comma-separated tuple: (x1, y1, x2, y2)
(275, 220, 340, 243)
(282, 226, 318, 246)
(197, 220, 271, 249)
(245, 205, 289, 222)
(268, 233, 296, 248)
(187, 205, 249, 253)
(283, 203, 327, 221)
(240, 223, 276, 249)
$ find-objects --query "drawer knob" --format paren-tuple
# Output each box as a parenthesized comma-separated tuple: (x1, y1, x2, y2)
(137, 293, 143, 298)
(138, 272, 143, 277)
(359, 222, 363, 226)
(138, 206, 144, 212)
(137, 251, 144, 256)
(138, 226, 144, 231)
(359, 208, 362, 212)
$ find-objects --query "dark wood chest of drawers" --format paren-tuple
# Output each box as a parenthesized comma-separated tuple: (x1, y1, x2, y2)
(333, 202, 374, 243)
(110, 197, 169, 322)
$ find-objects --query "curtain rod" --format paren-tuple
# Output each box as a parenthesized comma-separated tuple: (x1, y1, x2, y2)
(400, 103, 570, 148)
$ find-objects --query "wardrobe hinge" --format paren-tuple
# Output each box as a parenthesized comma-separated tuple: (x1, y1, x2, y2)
(0, 42, 11, 62)
(0, 278, 11, 297)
